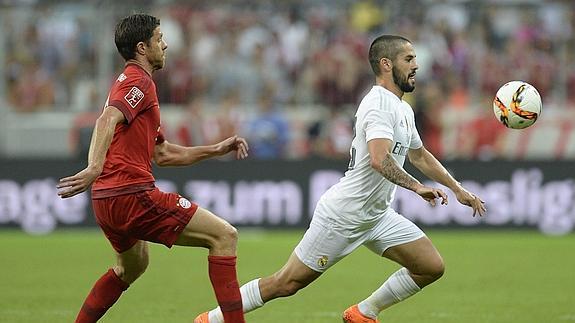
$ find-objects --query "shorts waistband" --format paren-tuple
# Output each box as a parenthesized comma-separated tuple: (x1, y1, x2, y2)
(92, 182, 155, 199)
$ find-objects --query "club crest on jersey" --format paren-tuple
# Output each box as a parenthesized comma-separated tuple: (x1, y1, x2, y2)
(124, 86, 144, 108)
(177, 197, 192, 209)
(317, 255, 329, 268)
(117, 73, 127, 82)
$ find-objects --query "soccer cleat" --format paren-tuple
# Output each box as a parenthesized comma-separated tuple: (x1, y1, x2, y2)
(342, 304, 380, 323)
(193, 312, 209, 323)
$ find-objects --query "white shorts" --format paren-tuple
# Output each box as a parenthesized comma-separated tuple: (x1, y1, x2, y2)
(294, 201, 425, 272)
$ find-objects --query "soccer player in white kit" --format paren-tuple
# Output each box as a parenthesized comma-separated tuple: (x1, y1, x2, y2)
(195, 35, 486, 323)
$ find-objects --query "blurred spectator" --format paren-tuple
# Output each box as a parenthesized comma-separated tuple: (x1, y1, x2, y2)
(247, 91, 289, 159)
(414, 82, 444, 159)
(276, 7, 309, 82)
(176, 96, 208, 147)
(457, 98, 506, 161)
(349, 0, 384, 34)
(7, 60, 55, 112)
(2, 1, 574, 160)
(203, 90, 244, 145)
(307, 107, 354, 159)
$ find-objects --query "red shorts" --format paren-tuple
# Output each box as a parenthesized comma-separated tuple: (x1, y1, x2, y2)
(92, 187, 198, 253)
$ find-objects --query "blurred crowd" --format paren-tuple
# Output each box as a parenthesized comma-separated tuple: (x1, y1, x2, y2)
(3, 0, 574, 160)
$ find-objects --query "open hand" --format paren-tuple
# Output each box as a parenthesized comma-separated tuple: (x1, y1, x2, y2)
(216, 135, 249, 159)
(454, 187, 486, 217)
(415, 185, 448, 206)
(57, 166, 101, 198)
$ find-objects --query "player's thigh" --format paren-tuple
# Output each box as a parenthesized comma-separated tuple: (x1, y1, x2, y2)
(174, 206, 237, 248)
(276, 252, 322, 284)
(98, 188, 198, 251)
(294, 203, 364, 273)
(364, 208, 441, 271)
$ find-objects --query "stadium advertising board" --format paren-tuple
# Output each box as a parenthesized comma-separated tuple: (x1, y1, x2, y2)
(0, 159, 573, 235)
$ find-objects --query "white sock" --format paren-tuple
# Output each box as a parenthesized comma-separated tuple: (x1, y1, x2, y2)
(208, 278, 264, 323)
(357, 267, 421, 319)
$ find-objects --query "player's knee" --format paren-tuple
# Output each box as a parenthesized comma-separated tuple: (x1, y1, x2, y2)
(115, 259, 149, 284)
(425, 256, 445, 281)
(211, 224, 238, 251)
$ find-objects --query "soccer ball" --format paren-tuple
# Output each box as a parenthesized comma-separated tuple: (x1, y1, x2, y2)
(493, 81, 542, 129)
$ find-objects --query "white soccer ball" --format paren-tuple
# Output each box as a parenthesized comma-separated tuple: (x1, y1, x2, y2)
(492, 80, 542, 129)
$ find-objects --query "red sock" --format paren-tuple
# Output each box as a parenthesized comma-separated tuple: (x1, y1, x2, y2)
(75, 269, 129, 323)
(208, 255, 245, 323)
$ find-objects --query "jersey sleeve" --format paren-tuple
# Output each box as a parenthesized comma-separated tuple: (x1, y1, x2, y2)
(363, 99, 396, 142)
(107, 76, 153, 124)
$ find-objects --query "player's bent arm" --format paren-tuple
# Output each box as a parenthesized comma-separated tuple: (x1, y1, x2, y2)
(408, 146, 486, 215)
(154, 135, 248, 167)
(56, 106, 125, 198)
(368, 138, 423, 192)
(407, 146, 462, 192)
(153, 141, 219, 167)
(87, 106, 126, 172)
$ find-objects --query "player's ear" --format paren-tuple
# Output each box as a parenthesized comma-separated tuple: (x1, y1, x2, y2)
(379, 57, 392, 72)
(135, 41, 147, 56)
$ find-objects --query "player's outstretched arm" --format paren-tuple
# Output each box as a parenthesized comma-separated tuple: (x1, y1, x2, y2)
(154, 135, 249, 167)
(57, 106, 125, 198)
(407, 146, 486, 216)
(368, 138, 447, 206)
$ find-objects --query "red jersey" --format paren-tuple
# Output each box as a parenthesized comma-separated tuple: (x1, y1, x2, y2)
(92, 63, 165, 198)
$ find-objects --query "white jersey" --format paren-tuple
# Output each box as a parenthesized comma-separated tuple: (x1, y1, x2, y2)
(321, 85, 423, 226)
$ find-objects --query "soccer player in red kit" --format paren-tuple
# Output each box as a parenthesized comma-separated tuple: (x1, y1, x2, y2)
(57, 14, 247, 323)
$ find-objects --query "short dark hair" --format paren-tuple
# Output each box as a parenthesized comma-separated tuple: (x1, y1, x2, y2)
(114, 13, 160, 61)
(368, 35, 411, 76)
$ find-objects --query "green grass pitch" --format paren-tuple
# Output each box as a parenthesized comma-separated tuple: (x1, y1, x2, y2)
(1, 229, 574, 323)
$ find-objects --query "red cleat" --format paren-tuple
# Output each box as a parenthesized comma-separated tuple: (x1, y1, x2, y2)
(342, 304, 380, 323)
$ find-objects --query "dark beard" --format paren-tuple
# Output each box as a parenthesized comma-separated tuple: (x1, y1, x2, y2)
(153, 59, 164, 71)
(392, 66, 415, 92)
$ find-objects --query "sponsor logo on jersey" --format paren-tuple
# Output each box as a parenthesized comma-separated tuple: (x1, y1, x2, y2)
(392, 141, 409, 156)
(117, 73, 127, 82)
(177, 197, 192, 209)
(317, 255, 328, 268)
(124, 86, 144, 108)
